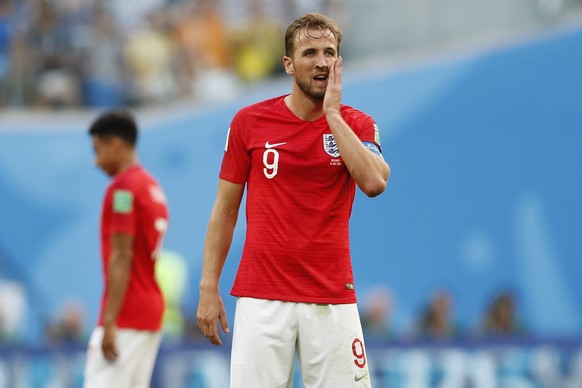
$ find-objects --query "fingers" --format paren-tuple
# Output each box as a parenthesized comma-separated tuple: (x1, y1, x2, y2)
(196, 293, 229, 346)
(103, 346, 119, 362)
(102, 341, 119, 362)
(219, 313, 231, 335)
(101, 326, 119, 362)
(327, 57, 339, 82)
(197, 313, 229, 346)
(327, 57, 342, 93)
(207, 332, 223, 346)
(201, 321, 223, 346)
(329, 56, 342, 79)
(324, 57, 342, 115)
(337, 56, 342, 80)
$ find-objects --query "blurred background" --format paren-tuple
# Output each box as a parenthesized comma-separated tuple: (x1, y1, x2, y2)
(1, 0, 582, 386)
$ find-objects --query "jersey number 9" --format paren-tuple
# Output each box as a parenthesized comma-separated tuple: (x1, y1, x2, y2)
(263, 149, 279, 179)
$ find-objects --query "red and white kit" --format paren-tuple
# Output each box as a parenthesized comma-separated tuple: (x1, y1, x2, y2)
(221, 95, 381, 387)
(85, 164, 169, 388)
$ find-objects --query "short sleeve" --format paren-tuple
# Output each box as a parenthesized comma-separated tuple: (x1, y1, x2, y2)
(109, 184, 137, 235)
(219, 110, 252, 184)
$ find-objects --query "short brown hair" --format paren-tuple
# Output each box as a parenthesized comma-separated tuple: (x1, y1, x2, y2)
(284, 13, 343, 57)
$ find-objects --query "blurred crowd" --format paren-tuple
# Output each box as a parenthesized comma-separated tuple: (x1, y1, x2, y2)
(0, 280, 529, 347)
(0, 0, 579, 110)
(360, 285, 529, 343)
(0, 0, 341, 109)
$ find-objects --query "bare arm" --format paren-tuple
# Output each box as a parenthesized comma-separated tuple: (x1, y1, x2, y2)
(102, 233, 133, 361)
(197, 179, 245, 345)
(324, 57, 390, 197)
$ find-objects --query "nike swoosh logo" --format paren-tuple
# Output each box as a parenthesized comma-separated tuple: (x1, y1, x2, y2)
(354, 370, 369, 382)
(265, 141, 287, 149)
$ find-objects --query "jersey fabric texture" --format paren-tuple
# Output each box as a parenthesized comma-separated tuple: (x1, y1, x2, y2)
(98, 164, 169, 330)
(220, 95, 382, 304)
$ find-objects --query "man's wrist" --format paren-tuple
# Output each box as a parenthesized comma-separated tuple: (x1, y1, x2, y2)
(325, 110, 343, 123)
(103, 316, 117, 328)
(199, 283, 220, 294)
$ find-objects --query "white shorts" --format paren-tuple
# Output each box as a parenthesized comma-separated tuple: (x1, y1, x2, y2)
(83, 327, 162, 388)
(230, 297, 372, 388)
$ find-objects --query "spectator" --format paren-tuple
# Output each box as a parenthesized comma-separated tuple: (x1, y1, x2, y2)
(176, 0, 231, 70)
(230, 0, 284, 83)
(27, 1, 82, 108)
(45, 299, 87, 346)
(123, 9, 181, 105)
(80, 5, 127, 107)
(0, 0, 11, 80)
(481, 290, 527, 338)
(0, 32, 37, 106)
(172, 0, 239, 101)
(360, 285, 395, 341)
(415, 289, 460, 340)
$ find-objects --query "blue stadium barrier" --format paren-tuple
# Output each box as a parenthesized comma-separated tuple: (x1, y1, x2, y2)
(1, 339, 581, 387)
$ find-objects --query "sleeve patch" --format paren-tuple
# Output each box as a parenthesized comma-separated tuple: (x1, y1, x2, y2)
(113, 190, 134, 214)
(373, 123, 382, 146)
(363, 141, 384, 159)
(224, 127, 231, 152)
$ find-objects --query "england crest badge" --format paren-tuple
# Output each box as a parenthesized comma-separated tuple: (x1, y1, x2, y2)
(323, 134, 340, 157)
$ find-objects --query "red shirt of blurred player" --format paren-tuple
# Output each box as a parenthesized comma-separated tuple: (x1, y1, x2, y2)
(89, 110, 169, 363)
(98, 164, 168, 329)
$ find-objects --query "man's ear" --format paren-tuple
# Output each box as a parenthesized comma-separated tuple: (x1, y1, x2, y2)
(109, 136, 128, 151)
(283, 56, 294, 75)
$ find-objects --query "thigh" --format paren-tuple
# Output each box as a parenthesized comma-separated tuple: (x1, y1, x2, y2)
(84, 327, 123, 388)
(83, 327, 162, 388)
(297, 303, 373, 388)
(120, 329, 162, 388)
(230, 298, 297, 388)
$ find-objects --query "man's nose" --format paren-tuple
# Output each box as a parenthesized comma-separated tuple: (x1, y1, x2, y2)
(315, 53, 329, 68)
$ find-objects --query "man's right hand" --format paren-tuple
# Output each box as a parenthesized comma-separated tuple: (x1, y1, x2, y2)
(196, 289, 230, 345)
(101, 323, 119, 361)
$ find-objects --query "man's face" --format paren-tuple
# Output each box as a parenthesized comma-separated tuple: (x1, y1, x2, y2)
(91, 135, 120, 177)
(285, 28, 339, 100)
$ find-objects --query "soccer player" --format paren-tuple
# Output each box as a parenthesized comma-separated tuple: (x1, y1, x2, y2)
(84, 110, 169, 388)
(196, 13, 390, 387)
(197, 14, 390, 388)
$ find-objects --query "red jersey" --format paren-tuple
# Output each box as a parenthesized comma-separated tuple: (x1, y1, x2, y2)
(220, 95, 381, 304)
(98, 165, 169, 330)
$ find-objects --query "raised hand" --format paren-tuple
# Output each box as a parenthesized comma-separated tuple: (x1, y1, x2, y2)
(323, 56, 343, 116)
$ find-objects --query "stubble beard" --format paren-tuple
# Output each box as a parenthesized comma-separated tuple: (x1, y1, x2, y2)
(295, 76, 325, 100)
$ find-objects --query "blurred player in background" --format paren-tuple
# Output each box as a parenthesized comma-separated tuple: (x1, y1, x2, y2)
(196, 13, 390, 387)
(84, 110, 169, 388)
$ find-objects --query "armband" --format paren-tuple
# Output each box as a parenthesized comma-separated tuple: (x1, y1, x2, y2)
(362, 141, 383, 159)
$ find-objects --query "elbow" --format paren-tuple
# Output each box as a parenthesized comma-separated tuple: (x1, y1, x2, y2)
(360, 175, 388, 197)
(111, 250, 133, 269)
(360, 166, 390, 198)
(361, 180, 387, 197)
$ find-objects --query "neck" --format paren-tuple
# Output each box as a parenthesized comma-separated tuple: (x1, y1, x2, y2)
(284, 90, 324, 121)
(115, 153, 138, 175)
